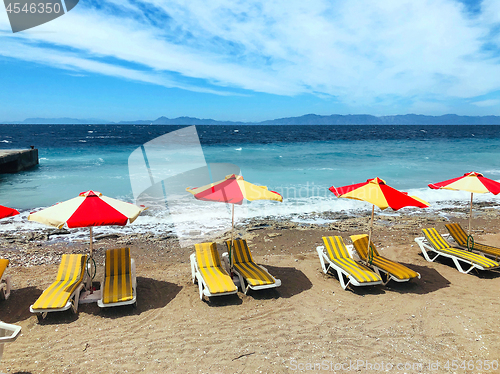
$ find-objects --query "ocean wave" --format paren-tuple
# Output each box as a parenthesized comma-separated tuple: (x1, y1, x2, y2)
(1, 190, 498, 248)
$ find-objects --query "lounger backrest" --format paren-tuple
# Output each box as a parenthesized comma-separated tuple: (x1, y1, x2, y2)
(227, 240, 254, 264)
(103, 248, 133, 304)
(445, 223, 468, 246)
(0, 259, 8, 279)
(350, 234, 380, 260)
(105, 248, 131, 277)
(322, 236, 350, 260)
(422, 228, 451, 250)
(56, 254, 87, 283)
(195, 242, 222, 269)
(32, 254, 87, 310)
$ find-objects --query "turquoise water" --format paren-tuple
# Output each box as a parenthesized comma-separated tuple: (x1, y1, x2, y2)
(0, 124, 499, 242)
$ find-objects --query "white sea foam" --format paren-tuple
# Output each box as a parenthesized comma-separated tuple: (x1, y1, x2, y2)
(0, 186, 497, 247)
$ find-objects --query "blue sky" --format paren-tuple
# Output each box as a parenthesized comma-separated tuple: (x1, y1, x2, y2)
(1, 0, 500, 122)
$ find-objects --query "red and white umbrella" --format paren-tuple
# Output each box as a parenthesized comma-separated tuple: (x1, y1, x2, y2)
(28, 190, 145, 288)
(0, 205, 19, 220)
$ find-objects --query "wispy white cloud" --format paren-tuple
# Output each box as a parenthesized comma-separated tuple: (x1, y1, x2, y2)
(472, 99, 500, 107)
(1, 0, 500, 108)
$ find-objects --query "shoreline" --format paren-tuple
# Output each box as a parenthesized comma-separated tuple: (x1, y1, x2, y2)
(1, 204, 498, 267)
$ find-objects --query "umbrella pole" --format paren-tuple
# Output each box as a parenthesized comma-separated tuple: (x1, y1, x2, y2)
(468, 192, 473, 236)
(366, 205, 375, 266)
(230, 204, 235, 269)
(87, 227, 93, 292)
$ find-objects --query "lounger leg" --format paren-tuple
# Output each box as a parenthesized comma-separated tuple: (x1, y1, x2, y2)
(198, 279, 204, 300)
(3, 276, 10, 300)
(317, 248, 328, 274)
(336, 270, 350, 290)
(71, 284, 84, 314)
(238, 274, 247, 294)
(190, 255, 197, 284)
(451, 258, 476, 274)
(372, 268, 391, 286)
(415, 239, 441, 263)
(421, 247, 440, 263)
(36, 312, 47, 322)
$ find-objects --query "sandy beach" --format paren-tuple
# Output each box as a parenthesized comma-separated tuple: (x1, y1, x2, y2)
(1, 207, 500, 374)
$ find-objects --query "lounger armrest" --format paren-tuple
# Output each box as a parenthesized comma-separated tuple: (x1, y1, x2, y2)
(414, 236, 438, 263)
(442, 233, 457, 243)
(345, 244, 359, 260)
(414, 236, 430, 248)
(0, 322, 21, 343)
(221, 252, 230, 273)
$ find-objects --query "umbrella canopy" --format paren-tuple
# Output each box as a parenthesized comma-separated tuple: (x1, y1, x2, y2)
(187, 174, 282, 266)
(331, 177, 429, 263)
(28, 190, 143, 229)
(428, 171, 500, 236)
(186, 174, 283, 204)
(28, 190, 145, 289)
(0, 205, 19, 220)
(331, 177, 429, 210)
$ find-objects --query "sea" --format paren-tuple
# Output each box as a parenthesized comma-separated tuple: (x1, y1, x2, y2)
(0, 124, 499, 246)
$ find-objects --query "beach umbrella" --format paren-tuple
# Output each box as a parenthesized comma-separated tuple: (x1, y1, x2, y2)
(428, 171, 500, 236)
(28, 190, 145, 289)
(186, 174, 282, 266)
(0, 205, 19, 219)
(330, 177, 429, 264)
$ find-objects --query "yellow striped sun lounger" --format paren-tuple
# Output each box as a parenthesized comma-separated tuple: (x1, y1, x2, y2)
(225, 239, 281, 294)
(415, 228, 500, 274)
(350, 235, 420, 285)
(0, 259, 11, 300)
(446, 223, 500, 260)
(30, 254, 87, 320)
(317, 236, 382, 290)
(98, 248, 136, 308)
(190, 242, 237, 300)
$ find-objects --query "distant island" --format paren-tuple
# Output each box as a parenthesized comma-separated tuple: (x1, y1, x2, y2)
(5, 113, 500, 125)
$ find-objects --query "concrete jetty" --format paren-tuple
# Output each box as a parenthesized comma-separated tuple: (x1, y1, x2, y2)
(0, 149, 38, 173)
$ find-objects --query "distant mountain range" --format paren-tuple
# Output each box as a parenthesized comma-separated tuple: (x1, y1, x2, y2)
(5, 114, 500, 125)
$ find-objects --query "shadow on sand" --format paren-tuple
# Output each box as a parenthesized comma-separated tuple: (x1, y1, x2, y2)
(255, 265, 312, 299)
(84, 277, 182, 319)
(0, 286, 42, 324)
(384, 263, 451, 295)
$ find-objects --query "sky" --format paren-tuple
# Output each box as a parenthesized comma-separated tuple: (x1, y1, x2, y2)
(1, 0, 500, 122)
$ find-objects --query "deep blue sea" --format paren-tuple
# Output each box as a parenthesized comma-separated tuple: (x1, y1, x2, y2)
(1, 124, 499, 244)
